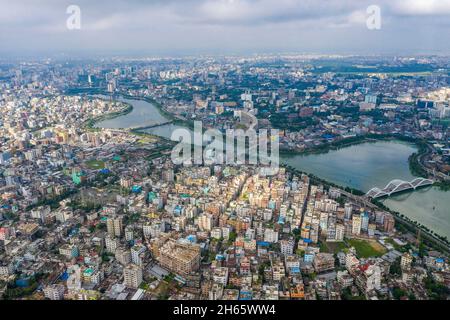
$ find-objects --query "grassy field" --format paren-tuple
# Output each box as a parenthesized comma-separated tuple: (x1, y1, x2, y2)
(319, 240, 348, 254)
(347, 239, 387, 258)
(138, 136, 158, 144)
(85, 159, 106, 170)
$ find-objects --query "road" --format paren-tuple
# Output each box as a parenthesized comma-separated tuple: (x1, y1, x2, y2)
(418, 143, 449, 181)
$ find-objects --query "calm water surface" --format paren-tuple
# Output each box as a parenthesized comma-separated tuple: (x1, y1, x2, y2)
(282, 141, 450, 239)
(96, 96, 450, 239)
(94, 95, 168, 129)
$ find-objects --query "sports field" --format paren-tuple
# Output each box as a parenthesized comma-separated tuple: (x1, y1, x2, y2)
(347, 239, 387, 258)
(85, 159, 106, 170)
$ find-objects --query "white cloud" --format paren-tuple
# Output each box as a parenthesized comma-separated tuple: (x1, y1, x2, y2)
(390, 0, 450, 16)
(0, 0, 448, 55)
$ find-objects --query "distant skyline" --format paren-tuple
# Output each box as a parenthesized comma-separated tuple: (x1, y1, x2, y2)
(1, 0, 450, 57)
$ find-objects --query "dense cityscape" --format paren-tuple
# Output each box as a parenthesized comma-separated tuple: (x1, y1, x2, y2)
(0, 54, 449, 301)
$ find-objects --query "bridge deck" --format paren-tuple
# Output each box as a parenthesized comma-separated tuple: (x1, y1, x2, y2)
(366, 178, 433, 199)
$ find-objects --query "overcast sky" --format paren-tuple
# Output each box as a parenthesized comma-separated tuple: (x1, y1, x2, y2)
(1, 0, 450, 57)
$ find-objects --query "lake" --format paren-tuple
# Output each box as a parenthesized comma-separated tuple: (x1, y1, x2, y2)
(94, 95, 168, 129)
(282, 141, 450, 239)
(95, 95, 450, 239)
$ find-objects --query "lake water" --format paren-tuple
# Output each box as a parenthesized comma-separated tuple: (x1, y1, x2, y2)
(282, 141, 418, 192)
(382, 187, 449, 239)
(95, 96, 450, 239)
(282, 141, 450, 239)
(94, 95, 168, 129)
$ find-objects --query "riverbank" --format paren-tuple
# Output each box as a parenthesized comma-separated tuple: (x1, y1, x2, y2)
(408, 140, 429, 176)
(281, 132, 448, 190)
(373, 199, 450, 254)
(64, 89, 134, 132)
(285, 166, 450, 255)
(84, 100, 133, 131)
(74, 92, 450, 252)
(280, 134, 420, 157)
(407, 140, 450, 190)
(119, 94, 196, 131)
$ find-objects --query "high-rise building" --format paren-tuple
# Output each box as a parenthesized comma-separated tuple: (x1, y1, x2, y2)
(43, 284, 65, 300)
(280, 239, 295, 255)
(123, 264, 143, 289)
(335, 223, 345, 241)
(107, 216, 123, 238)
(313, 253, 335, 273)
(352, 215, 362, 235)
(131, 244, 147, 267)
(356, 264, 381, 292)
(361, 212, 370, 231)
(158, 239, 200, 276)
(319, 211, 329, 233)
(401, 252, 413, 270)
(115, 248, 132, 266)
(107, 79, 117, 93)
(105, 236, 119, 253)
(0, 152, 11, 165)
(383, 214, 395, 233)
(125, 226, 134, 241)
(198, 213, 214, 231)
(162, 169, 174, 182)
(344, 203, 353, 220)
(59, 244, 79, 259)
(264, 228, 279, 243)
(365, 94, 379, 104)
(213, 267, 229, 286)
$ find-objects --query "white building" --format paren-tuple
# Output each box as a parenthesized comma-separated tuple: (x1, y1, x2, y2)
(280, 239, 295, 255)
(264, 229, 279, 243)
(105, 236, 119, 253)
(364, 265, 381, 292)
(131, 244, 146, 267)
(352, 215, 362, 235)
(213, 267, 229, 286)
(43, 284, 65, 300)
(335, 224, 345, 241)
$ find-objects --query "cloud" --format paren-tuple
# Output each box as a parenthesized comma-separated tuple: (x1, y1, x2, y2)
(0, 0, 448, 55)
(390, 0, 450, 16)
(174, 0, 367, 25)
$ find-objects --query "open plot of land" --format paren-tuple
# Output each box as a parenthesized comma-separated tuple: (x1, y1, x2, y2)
(319, 240, 348, 254)
(348, 239, 387, 258)
(85, 159, 106, 170)
(138, 136, 158, 144)
(152, 280, 170, 299)
(385, 238, 403, 250)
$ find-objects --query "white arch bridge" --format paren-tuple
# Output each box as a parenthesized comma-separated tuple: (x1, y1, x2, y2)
(366, 178, 434, 199)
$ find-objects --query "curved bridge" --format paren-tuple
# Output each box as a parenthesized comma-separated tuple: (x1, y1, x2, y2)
(366, 178, 434, 199)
